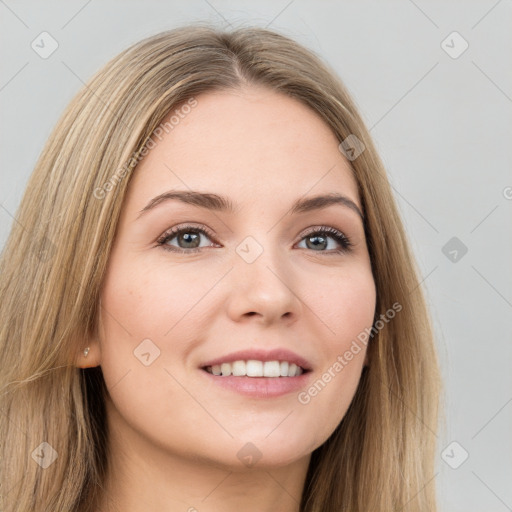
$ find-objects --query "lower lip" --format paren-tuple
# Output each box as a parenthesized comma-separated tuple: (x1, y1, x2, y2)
(200, 369, 312, 398)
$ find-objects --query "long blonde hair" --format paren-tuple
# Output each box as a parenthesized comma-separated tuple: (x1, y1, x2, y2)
(0, 24, 441, 511)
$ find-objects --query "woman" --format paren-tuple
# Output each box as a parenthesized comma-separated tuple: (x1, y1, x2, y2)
(0, 24, 441, 511)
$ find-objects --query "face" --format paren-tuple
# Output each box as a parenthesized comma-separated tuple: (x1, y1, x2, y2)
(94, 86, 376, 470)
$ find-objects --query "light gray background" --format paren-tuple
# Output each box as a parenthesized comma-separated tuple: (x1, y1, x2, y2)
(1, 1, 511, 510)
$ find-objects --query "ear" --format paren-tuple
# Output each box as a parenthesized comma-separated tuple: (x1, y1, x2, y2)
(75, 338, 101, 368)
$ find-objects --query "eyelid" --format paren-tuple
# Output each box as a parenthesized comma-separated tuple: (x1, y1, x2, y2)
(156, 223, 218, 247)
(297, 225, 353, 252)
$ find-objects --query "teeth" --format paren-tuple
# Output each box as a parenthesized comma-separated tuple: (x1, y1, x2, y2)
(246, 360, 262, 377)
(205, 360, 305, 377)
(288, 363, 298, 377)
(232, 360, 246, 376)
(263, 361, 281, 377)
(221, 363, 232, 376)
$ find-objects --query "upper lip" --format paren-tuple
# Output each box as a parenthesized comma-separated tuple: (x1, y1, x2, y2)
(200, 348, 313, 371)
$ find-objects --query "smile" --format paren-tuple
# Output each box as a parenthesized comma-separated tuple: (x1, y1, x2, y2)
(203, 360, 306, 377)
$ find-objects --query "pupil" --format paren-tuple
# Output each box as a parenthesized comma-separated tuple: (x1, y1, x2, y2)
(181, 232, 199, 248)
(307, 235, 326, 250)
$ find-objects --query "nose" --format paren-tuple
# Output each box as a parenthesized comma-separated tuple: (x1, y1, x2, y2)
(225, 243, 303, 326)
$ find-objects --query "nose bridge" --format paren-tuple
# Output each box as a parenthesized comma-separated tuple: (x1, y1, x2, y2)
(234, 227, 288, 281)
(226, 230, 301, 322)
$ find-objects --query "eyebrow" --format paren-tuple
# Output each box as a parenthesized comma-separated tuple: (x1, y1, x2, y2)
(137, 190, 364, 221)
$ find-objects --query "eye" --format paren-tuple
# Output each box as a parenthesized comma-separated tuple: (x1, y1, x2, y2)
(156, 225, 218, 253)
(296, 226, 353, 254)
(156, 224, 352, 254)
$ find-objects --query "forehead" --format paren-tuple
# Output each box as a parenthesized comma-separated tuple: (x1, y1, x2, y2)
(126, 86, 360, 214)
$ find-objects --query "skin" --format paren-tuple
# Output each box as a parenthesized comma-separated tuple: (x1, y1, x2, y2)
(81, 85, 376, 512)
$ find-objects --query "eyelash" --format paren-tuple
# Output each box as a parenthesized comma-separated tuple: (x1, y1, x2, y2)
(156, 224, 353, 255)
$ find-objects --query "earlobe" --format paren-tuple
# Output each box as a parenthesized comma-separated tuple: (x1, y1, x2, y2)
(76, 342, 101, 368)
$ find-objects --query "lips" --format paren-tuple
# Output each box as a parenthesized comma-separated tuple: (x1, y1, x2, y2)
(200, 348, 313, 373)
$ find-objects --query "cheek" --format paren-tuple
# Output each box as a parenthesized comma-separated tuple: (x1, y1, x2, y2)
(97, 259, 207, 428)
(100, 256, 214, 337)
(300, 263, 376, 346)
(293, 265, 375, 427)
(97, 256, 225, 381)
